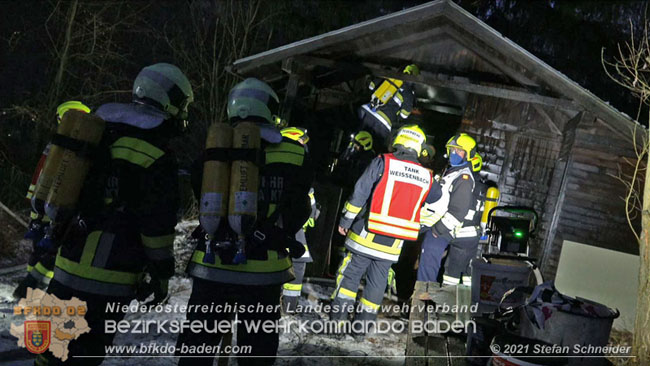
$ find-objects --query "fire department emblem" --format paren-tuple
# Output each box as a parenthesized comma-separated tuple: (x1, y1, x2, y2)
(25, 321, 51, 354)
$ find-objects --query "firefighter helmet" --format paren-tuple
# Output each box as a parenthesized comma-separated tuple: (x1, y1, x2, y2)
(354, 131, 373, 151)
(56, 101, 90, 124)
(132, 63, 194, 121)
(470, 152, 483, 172)
(273, 115, 288, 129)
(420, 143, 436, 164)
(281, 127, 309, 145)
(403, 64, 420, 76)
(227, 78, 279, 124)
(445, 133, 476, 162)
(392, 124, 426, 156)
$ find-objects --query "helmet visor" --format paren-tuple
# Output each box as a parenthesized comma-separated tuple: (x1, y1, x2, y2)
(228, 88, 279, 117)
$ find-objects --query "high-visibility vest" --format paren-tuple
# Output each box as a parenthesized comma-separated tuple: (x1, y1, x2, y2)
(367, 154, 432, 240)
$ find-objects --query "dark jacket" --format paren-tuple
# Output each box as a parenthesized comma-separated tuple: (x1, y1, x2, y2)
(55, 107, 179, 298)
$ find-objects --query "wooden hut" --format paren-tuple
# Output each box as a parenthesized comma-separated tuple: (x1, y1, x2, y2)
(231, 0, 642, 280)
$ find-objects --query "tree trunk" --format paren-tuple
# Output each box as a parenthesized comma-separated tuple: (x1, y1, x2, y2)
(49, 0, 78, 110)
(634, 131, 650, 364)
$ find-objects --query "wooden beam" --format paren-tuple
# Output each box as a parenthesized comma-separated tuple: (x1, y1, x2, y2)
(279, 57, 308, 123)
(442, 0, 643, 145)
(532, 104, 562, 136)
(232, 1, 447, 75)
(540, 111, 589, 276)
(295, 56, 578, 110)
(441, 25, 539, 88)
(356, 26, 447, 57)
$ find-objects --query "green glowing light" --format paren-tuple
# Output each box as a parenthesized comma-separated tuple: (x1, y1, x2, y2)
(514, 231, 524, 238)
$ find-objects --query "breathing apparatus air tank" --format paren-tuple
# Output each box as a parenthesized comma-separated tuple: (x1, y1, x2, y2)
(200, 123, 233, 235)
(371, 78, 404, 110)
(35, 110, 105, 249)
(480, 187, 500, 238)
(228, 122, 261, 264)
(200, 123, 233, 264)
(31, 120, 74, 216)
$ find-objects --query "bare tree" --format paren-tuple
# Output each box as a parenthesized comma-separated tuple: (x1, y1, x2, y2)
(603, 20, 650, 365)
(160, 0, 271, 162)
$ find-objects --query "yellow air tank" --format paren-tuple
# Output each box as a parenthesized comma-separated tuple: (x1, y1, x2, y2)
(200, 123, 233, 237)
(42, 110, 105, 221)
(371, 78, 404, 108)
(32, 119, 75, 216)
(228, 122, 261, 264)
(481, 187, 501, 233)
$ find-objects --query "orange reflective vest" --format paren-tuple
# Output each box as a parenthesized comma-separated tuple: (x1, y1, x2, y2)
(367, 153, 432, 240)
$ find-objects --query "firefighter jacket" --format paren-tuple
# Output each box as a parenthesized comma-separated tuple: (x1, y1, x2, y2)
(294, 189, 319, 263)
(454, 175, 488, 239)
(360, 78, 415, 135)
(421, 164, 475, 241)
(333, 148, 376, 191)
(187, 131, 314, 286)
(339, 149, 435, 262)
(53, 104, 179, 298)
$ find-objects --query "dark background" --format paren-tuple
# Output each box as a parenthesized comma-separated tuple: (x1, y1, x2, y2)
(0, 0, 646, 209)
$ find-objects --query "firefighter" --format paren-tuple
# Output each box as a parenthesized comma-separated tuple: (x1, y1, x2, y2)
(13, 101, 91, 300)
(278, 127, 318, 312)
(282, 186, 320, 313)
(333, 130, 375, 187)
(330, 130, 376, 271)
(331, 124, 435, 335)
(442, 152, 486, 286)
(358, 64, 418, 151)
(418, 133, 477, 284)
(35, 63, 193, 366)
(177, 78, 313, 366)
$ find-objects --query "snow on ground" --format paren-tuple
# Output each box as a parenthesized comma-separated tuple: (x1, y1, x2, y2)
(0, 220, 408, 365)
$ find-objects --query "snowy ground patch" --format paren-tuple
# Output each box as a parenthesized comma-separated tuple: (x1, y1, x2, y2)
(0, 220, 408, 365)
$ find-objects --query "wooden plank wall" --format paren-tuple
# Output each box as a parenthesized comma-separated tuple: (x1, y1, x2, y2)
(460, 94, 640, 279)
(542, 117, 640, 278)
(461, 95, 561, 260)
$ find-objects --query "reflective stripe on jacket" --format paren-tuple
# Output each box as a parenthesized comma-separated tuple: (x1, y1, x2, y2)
(187, 137, 312, 285)
(367, 154, 431, 240)
(421, 165, 475, 240)
(54, 118, 178, 298)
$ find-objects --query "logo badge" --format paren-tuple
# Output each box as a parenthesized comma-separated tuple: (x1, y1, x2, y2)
(25, 321, 51, 354)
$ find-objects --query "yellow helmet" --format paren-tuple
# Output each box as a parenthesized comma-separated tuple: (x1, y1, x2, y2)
(392, 124, 426, 156)
(353, 131, 373, 151)
(470, 152, 483, 172)
(403, 64, 420, 76)
(446, 133, 476, 162)
(272, 115, 288, 129)
(281, 126, 309, 145)
(419, 143, 435, 165)
(56, 101, 91, 124)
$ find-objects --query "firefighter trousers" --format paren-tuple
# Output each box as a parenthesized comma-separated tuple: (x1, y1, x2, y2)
(445, 236, 479, 284)
(417, 229, 450, 282)
(176, 278, 281, 366)
(34, 280, 129, 366)
(330, 251, 392, 322)
(282, 261, 306, 312)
